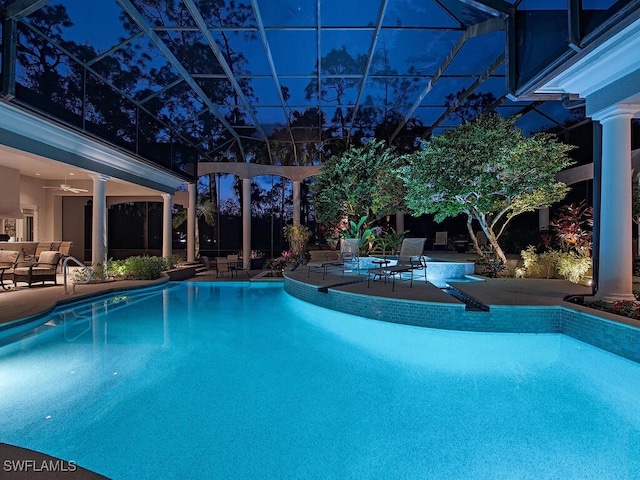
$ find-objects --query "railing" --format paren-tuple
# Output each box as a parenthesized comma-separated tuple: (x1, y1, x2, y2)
(62, 256, 92, 294)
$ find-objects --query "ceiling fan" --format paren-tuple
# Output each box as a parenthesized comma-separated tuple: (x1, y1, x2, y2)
(42, 173, 88, 194)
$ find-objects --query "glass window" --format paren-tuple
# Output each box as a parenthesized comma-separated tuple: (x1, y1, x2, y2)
(513, 7, 568, 93)
(581, 0, 629, 39)
(85, 72, 137, 151)
(15, 24, 84, 128)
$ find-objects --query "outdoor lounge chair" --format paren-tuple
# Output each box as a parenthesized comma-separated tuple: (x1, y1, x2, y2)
(367, 238, 427, 291)
(338, 238, 360, 275)
(13, 250, 62, 287)
(307, 238, 361, 279)
(322, 238, 361, 277)
(307, 250, 341, 279)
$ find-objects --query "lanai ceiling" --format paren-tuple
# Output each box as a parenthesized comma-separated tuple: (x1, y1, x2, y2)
(3, 0, 600, 167)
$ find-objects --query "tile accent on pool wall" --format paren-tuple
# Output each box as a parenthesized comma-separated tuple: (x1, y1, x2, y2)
(561, 309, 640, 363)
(284, 277, 640, 364)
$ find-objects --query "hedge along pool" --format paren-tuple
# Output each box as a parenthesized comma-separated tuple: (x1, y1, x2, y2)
(0, 282, 639, 479)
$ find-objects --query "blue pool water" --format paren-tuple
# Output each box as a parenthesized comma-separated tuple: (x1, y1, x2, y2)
(1, 282, 639, 479)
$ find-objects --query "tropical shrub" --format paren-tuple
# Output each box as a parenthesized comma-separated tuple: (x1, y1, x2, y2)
(264, 250, 299, 273)
(475, 255, 507, 278)
(515, 245, 542, 278)
(283, 224, 312, 257)
(73, 262, 107, 283)
(107, 259, 127, 279)
(75, 255, 178, 283)
(371, 227, 408, 255)
(609, 301, 640, 320)
(517, 246, 591, 283)
(121, 255, 166, 280)
(549, 200, 593, 256)
(164, 254, 183, 270)
(329, 215, 382, 253)
(556, 253, 592, 284)
(583, 294, 640, 320)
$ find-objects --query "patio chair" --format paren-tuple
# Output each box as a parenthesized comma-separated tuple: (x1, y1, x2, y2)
(58, 241, 73, 256)
(215, 256, 232, 278)
(368, 238, 427, 291)
(13, 250, 62, 287)
(227, 254, 249, 278)
(0, 250, 20, 290)
(337, 238, 360, 276)
(56, 241, 73, 272)
(308, 238, 360, 279)
(433, 231, 448, 250)
(25, 242, 53, 261)
(200, 256, 214, 272)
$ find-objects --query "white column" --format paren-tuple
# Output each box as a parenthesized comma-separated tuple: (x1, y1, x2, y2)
(292, 180, 301, 226)
(242, 177, 252, 270)
(395, 210, 404, 233)
(161, 193, 173, 260)
(593, 106, 636, 302)
(89, 174, 108, 267)
(187, 182, 196, 262)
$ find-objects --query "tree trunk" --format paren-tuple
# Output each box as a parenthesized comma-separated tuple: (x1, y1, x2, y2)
(466, 216, 481, 255)
(475, 218, 507, 263)
(487, 228, 507, 264)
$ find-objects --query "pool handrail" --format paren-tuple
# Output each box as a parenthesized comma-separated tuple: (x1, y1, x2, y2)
(62, 256, 93, 294)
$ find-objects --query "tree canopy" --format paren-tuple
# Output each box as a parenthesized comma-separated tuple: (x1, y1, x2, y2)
(399, 114, 575, 263)
(310, 139, 405, 232)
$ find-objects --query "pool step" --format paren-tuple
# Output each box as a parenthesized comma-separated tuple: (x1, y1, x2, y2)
(441, 286, 489, 312)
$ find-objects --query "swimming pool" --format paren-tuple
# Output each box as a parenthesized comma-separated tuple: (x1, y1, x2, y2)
(1, 282, 639, 479)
